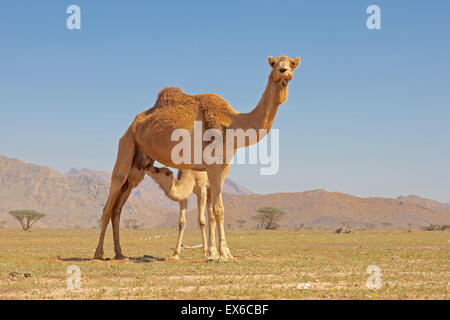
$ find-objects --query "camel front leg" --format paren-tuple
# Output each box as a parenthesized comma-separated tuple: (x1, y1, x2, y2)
(206, 188, 219, 260)
(196, 188, 209, 257)
(208, 164, 233, 260)
(217, 164, 233, 259)
(214, 192, 233, 260)
(172, 199, 187, 259)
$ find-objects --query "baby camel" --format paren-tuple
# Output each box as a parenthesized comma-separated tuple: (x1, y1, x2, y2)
(147, 166, 210, 259)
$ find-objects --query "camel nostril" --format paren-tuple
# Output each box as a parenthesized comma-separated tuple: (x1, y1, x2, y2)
(279, 68, 287, 74)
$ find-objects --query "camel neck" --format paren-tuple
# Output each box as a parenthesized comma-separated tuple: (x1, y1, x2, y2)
(166, 172, 195, 202)
(231, 76, 287, 143)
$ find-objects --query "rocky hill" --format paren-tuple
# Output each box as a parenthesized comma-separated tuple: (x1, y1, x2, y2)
(1, 155, 449, 229)
(0, 155, 173, 228)
(397, 195, 450, 213)
(217, 191, 450, 230)
(0, 155, 250, 229)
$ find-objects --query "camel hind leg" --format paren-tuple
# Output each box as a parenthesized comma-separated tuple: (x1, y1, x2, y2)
(111, 164, 146, 259)
(94, 128, 137, 260)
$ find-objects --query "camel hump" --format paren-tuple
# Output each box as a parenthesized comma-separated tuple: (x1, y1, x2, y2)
(157, 87, 184, 100)
(153, 86, 197, 110)
(195, 94, 237, 130)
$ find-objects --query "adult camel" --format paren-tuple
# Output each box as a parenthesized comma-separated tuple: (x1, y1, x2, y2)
(94, 55, 300, 260)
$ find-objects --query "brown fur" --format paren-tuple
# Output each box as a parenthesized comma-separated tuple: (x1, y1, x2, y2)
(94, 56, 300, 260)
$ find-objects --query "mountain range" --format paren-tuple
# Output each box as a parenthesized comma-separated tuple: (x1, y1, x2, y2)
(0, 154, 449, 229)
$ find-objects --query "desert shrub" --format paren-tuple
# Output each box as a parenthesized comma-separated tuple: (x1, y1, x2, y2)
(252, 207, 286, 230)
(422, 224, 442, 231)
(8, 210, 45, 231)
(236, 219, 247, 229)
(124, 219, 143, 230)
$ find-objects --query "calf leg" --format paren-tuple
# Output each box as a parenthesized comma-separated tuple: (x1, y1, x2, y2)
(173, 199, 188, 259)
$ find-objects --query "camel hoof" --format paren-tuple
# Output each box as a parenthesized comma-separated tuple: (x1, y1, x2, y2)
(219, 247, 234, 260)
(114, 254, 128, 260)
(219, 254, 235, 261)
(93, 251, 104, 260)
(206, 256, 219, 262)
(207, 248, 219, 261)
(206, 252, 220, 262)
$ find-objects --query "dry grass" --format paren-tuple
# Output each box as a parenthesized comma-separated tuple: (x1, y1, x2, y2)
(0, 228, 448, 299)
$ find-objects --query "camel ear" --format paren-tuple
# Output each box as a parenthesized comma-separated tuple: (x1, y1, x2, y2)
(268, 56, 276, 68)
(292, 57, 301, 69)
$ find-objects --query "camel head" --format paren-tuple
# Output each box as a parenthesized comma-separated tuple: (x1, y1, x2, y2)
(268, 55, 300, 88)
(147, 166, 174, 192)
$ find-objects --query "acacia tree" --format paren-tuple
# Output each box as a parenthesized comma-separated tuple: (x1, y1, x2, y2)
(9, 210, 45, 231)
(252, 207, 286, 230)
(236, 219, 247, 229)
(124, 219, 143, 230)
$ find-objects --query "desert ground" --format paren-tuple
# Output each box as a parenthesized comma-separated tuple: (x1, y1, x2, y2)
(0, 228, 448, 300)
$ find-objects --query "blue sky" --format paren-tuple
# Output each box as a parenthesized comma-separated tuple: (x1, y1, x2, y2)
(0, 1, 449, 201)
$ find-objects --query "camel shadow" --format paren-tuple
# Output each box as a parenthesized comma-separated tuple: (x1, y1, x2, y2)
(57, 255, 165, 263)
(57, 256, 95, 262)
